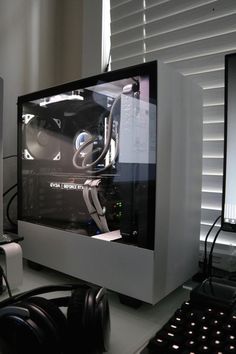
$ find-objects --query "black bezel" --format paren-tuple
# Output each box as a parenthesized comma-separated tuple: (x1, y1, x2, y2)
(221, 53, 236, 232)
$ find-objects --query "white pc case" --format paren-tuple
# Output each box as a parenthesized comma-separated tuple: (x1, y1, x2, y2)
(18, 61, 202, 304)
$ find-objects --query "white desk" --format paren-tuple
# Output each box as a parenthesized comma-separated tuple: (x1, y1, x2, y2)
(0, 260, 190, 354)
(0, 242, 23, 289)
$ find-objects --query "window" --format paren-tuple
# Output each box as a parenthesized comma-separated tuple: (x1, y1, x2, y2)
(110, 0, 236, 246)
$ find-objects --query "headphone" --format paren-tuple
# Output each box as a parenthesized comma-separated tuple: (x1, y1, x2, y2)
(0, 283, 110, 354)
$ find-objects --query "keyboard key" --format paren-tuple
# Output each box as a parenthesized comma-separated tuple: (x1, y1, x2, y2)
(209, 319, 222, 328)
(215, 310, 227, 321)
(185, 339, 197, 350)
(174, 308, 186, 318)
(181, 301, 192, 312)
(211, 329, 224, 339)
(163, 332, 184, 345)
(230, 314, 236, 324)
(168, 343, 184, 353)
(210, 339, 224, 351)
(186, 309, 204, 322)
(143, 279, 236, 354)
(226, 334, 236, 344)
(223, 323, 235, 333)
(225, 344, 236, 353)
(199, 325, 210, 335)
(163, 323, 183, 334)
(197, 344, 211, 353)
(205, 307, 216, 317)
(171, 316, 185, 327)
(197, 334, 208, 344)
(183, 329, 197, 339)
(148, 336, 168, 353)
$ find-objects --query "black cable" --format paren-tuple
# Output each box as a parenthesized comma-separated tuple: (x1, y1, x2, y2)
(3, 155, 17, 160)
(73, 95, 120, 172)
(0, 265, 12, 298)
(3, 183, 17, 197)
(202, 215, 221, 278)
(6, 191, 17, 227)
(207, 226, 222, 278)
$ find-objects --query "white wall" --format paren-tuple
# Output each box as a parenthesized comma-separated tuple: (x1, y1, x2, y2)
(82, 0, 104, 77)
(0, 0, 84, 230)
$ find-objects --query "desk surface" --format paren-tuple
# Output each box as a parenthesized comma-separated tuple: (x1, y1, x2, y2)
(0, 261, 190, 354)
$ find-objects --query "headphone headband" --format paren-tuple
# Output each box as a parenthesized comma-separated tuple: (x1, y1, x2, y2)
(0, 283, 90, 308)
(0, 283, 110, 354)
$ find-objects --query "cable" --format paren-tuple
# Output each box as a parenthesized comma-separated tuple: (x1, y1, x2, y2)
(202, 215, 221, 278)
(90, 179, 109, 232)
(82, 179, 110, 233)
(83, 179, 103, 231)
(2, 163, 18, 227)
(6, 191, 17, 227)
(207, 226, 222, 278)
(3, 155, 17, 160)
(72, 95, 120, 172)
(83, 133, 119, 175)
(0, 265, 12, 298)
(3, 183, 17, 197)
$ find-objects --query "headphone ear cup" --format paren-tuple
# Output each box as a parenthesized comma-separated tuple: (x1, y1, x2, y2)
(0, 336, 16, 354)
(67, 287, 89, 352)
(94, 289, 111, 353)
(25, 296, 67, 353)
(67, 287, 110, 353)
(83, 287, 97, 333)
(0, 300, 55, 354)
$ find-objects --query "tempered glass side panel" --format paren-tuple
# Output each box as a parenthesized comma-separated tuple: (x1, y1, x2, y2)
(18, 62, 157, 249)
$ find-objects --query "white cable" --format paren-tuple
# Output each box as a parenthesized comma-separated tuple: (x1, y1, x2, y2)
(82, 179, 103, 231)
(83, 179, 110, 233)
(90, 179, 110, 233)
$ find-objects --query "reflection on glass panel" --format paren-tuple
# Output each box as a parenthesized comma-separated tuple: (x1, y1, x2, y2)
(18, 64, 157, 249)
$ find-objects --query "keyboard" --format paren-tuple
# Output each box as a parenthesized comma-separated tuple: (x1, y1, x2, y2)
(141, 277, 236, 354)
